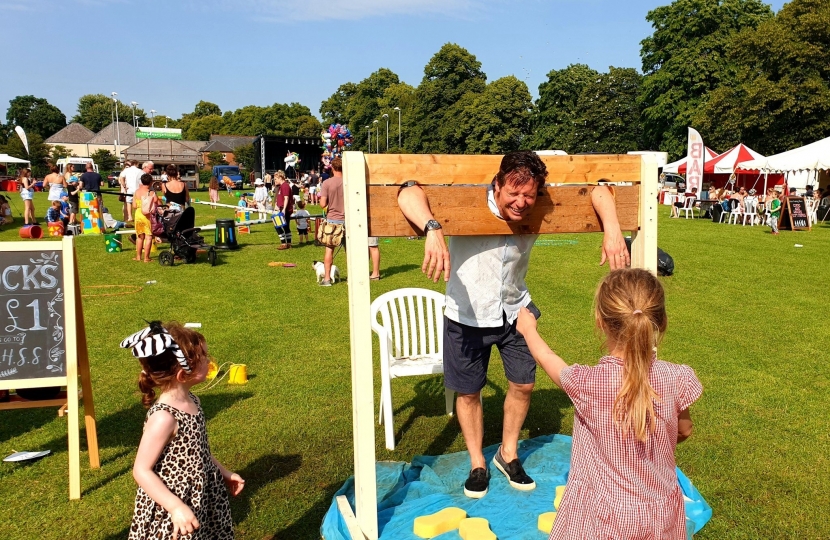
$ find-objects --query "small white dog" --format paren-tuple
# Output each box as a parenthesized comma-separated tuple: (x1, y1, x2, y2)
(312, 260, 339, 283)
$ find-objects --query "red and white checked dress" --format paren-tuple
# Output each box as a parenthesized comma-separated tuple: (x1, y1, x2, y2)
(552, 355, 703, 540)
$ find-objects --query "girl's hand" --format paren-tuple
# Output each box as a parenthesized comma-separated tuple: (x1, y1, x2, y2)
(516, 307, 537, 337)
(224, 472, 245, 496)
(170, 504, 199, 540)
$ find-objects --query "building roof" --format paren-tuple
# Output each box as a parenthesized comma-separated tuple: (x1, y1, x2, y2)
(208, 134, 255, 150)
(123, 139, 202, 164)
(200, 140, 235, 153)
(44, 123, 95, 144)
(87, 122, 137, 146)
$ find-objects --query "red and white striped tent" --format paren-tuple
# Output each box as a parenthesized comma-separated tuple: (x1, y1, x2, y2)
(663, 147, 719, 174)
(705, 143, 764, 174)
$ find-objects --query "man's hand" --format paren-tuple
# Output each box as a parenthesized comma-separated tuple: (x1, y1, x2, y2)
(599, 227, 630, 270)
(423, 230, 450, 282)
(516, 307, 538, 337)
(170, 504, 199, 540)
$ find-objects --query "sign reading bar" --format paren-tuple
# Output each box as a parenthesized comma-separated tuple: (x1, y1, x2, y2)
(1, 250, 66, 382)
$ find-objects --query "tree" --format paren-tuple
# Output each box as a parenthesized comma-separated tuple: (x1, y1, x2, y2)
(571, 67, 644, 154)
(525, 64, 599, 152)
(193, 101, 221, 118)
(410, 43, 487, 153)
(639, 0, 773, 158)
(184, 114, 224, 141)
(378, 83, 416, 152)
(73, 94, 148, 132)
(697, 0, 830, 153)
(452, 76, 533, 154)
(207, 151, 228, 167)
(49, 145, 74, 163)
(320, 83, 358, 126)
(233, 143, 257, 170)
(0, 132, 50, 177)
(5, 95, 66, 139)
(295, 115, 323, 137)
(90, 148, 118, 171)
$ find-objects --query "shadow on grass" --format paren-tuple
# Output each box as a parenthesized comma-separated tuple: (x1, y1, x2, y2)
(378, 263, 420, 280)
(0, 406, 60, 444)
(102, 526, 131, 540)
(265, 481, 342, 540)
(232, 453, 302, 523)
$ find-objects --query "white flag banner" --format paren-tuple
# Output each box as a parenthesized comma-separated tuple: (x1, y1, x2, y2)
(14, 126, 29, 155)
(686, 127, 705, 194)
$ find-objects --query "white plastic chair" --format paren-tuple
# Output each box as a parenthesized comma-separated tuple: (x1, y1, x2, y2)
(680, 196, 696, 219)
(727, 199, 743, 224)
(371, 288, 453, 450)
(806, 198, 818, 225)
(742, 197, 758, 226)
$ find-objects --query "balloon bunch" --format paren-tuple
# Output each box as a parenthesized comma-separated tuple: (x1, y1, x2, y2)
(321, 123, 353, 157)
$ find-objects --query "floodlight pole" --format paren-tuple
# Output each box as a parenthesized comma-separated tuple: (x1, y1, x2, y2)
(150, 110, 155, 128)
(373, 120, 379, 153)
(394, 107, 401, 149)
(382, 114, 389, 152)
(112, 92, 121, 160)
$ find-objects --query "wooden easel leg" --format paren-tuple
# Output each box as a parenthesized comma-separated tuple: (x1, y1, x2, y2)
(67, 361, 80, 500)
(74, 242, 100, 469)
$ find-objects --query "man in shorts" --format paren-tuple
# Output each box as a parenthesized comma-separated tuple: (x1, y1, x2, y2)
(397, 151, 629, 498)
(123, 160, 144, 222)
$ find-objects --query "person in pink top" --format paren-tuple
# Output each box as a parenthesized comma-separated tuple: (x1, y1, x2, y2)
(516, 268, 702, 539)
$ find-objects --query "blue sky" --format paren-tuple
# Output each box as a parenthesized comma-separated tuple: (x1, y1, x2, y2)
(0, 0, 785, 124)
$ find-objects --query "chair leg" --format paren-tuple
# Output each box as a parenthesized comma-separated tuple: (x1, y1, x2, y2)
(444, 388, 454, 417)
(383, 384, 396, 450)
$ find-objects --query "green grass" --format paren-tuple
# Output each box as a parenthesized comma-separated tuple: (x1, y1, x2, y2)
(1, 190, 828, 539)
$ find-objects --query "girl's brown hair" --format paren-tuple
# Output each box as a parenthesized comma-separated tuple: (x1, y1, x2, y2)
(594, 268, 667, 442)
(137, 322, 208, 408)
(208, 176, 219, 190)
(165, 164, 179, 179)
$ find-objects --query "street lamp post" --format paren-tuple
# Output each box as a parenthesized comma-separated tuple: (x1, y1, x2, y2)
(164, 116, 168, 128)
(394, 107, 401, 149)
(366, 125, 370, 152)
(382, 114, 389, 152)
(150, 110, 156, 128)
(130, 101, 139, 129)
(112, 92, 121, 160)
(373, 119, 379, 153)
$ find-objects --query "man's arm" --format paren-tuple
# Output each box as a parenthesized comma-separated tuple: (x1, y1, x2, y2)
(591, 186, 629, 270)
(397, 185, 450, 282)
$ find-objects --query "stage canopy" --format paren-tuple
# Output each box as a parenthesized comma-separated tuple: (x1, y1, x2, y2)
(663, 147, 718, 174)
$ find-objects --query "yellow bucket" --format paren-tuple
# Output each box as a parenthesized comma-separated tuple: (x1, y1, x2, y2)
(228, 364, 248, 385)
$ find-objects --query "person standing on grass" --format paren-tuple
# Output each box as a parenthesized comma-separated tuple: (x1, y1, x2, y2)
(66, 175, 81, 228)
(17, 168, 36, 225)
(253, 178, 268, 220)
(768, 190, 781, 235)
(293, 200, 311, 244)
(120, 321, 244, 540)
(274, 171, 294, 250)
(516, 268, 702, 539)
(133, 174, 158, 263)
(209, 176, 220, 209)
(396, 151, 629, 499)
(318, 157, 345, 286)
(80, 162, 103, 209)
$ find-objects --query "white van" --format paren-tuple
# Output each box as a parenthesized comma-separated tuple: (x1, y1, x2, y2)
(56, 157, 98, 175)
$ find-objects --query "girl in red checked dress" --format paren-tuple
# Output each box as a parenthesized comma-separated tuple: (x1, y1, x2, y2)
(516, 268, 702, 539)
(121, 321, 245, 540)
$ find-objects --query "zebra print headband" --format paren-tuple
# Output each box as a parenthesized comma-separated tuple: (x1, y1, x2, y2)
(120, 321, 191, 373)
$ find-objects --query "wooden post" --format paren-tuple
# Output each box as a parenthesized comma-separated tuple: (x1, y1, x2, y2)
(631, 154, 659, 273)
(74, 245, 100, 470)
(342, 151, 376, 540)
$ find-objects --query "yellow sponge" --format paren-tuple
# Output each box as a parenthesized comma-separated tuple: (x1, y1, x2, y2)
(554, 485, 567, 510)
(458, 517, 496, 540)
(413, 507, 467, 538)
(537, 512, 557, 534)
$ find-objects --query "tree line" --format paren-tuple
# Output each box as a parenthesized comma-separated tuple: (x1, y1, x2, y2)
(2, 0, 829, 174)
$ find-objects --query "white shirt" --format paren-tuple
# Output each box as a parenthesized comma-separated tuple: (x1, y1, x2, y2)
(444, 184, 538, 328)
(253, 186, 268, 203)
(124, 166, 143, 195)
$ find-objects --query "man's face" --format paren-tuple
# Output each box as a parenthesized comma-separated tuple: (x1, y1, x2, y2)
(143, 164, 153, 174)
(493, 175, 538, 222)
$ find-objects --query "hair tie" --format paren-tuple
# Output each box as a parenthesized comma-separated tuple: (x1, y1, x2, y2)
(120, 321, 191, 373)
(632, 309, 643, 315)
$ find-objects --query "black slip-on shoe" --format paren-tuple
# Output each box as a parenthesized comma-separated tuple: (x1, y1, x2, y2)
(492, 445, 536, 491)
(463, 467, 490, 499)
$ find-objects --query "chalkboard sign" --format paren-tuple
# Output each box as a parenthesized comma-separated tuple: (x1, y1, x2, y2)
(779, 197, 811, 231)
(0, 249, 66, 383)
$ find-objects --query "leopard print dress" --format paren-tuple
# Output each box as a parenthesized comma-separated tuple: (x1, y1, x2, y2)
(129, 394, 234, 540)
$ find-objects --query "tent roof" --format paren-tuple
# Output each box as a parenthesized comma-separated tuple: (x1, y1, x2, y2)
(706, 143, 764, 174)
(737, 136, 830, 172)
(0, 153, 31, 164)
(663, 147, 719, 174)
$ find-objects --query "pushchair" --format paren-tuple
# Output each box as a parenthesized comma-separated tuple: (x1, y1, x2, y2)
(157, 206, 218, 266)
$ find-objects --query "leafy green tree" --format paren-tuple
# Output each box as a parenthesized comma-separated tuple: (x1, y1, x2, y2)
(72, 94, 148, 132)
(572, 67, 644, 154)
(49, 145, 74, 163)
(452, 76, 533, 154)
(295, 115, 323, 137)
(232, 143, 256, 170)
(207, 151, 228, 167)
(90, 148, 118, 171)
(193, 101, 221, 118)
(220, 102, 318, 136)
(184, 114, 224, 141)
(5, 95, 66, 139)
(320, 83, 357, 126)
(0, 132, 50, 177)
(639, 0, 773, 158)
(378, 83, 416, 152)
(697, 0, 830, 153)
(525, 64, 599, 152)
(409, 44, 487, 153)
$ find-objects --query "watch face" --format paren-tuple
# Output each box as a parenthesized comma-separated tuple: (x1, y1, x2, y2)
(426, 219, 442, 230)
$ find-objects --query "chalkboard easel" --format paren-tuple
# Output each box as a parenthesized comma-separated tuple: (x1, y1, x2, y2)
(0, 236, 100, 499)
(779, 197, 811, 231)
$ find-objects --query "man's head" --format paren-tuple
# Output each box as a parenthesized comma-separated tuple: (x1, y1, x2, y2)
(331, 157, 343, 174)
(86, 163, 94, 172)
(142, 161, 154, 174)
(492, 151, 548, 222)
(789, 187, 797, 195)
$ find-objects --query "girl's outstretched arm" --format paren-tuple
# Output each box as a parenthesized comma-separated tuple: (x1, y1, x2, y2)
(677, 408, 694, 443)
(211, 456, 245, 496)
(133, 410, 200, 540)
(516, 307, 568, 388)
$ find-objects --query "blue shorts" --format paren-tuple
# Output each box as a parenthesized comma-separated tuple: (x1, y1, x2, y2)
(443, 315, 536, 394)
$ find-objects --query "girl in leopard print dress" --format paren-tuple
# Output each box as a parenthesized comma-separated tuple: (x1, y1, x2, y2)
(121, 322, 245, 540)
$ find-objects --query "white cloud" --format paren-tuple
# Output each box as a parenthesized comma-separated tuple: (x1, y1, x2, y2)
(212, 0, 482, 22)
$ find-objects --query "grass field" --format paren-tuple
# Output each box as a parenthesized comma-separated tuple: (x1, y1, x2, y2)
(0, 189, 828, 539)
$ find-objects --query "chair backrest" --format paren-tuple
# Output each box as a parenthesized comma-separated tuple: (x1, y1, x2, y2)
(683, 196, 696, 209)
(371, 288, 445, 359)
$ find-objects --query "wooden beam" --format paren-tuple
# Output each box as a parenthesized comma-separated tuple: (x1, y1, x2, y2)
(336, 495, 368, 540)
(364, 153, 643, 185)
(366, 185, 640, 237)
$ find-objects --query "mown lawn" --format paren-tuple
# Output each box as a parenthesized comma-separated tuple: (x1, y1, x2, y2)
(1, 190, 827, 539)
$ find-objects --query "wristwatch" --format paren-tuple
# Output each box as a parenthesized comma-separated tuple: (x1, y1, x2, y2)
(424, 219, 442, 232)
(398, 180, 419, 192)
